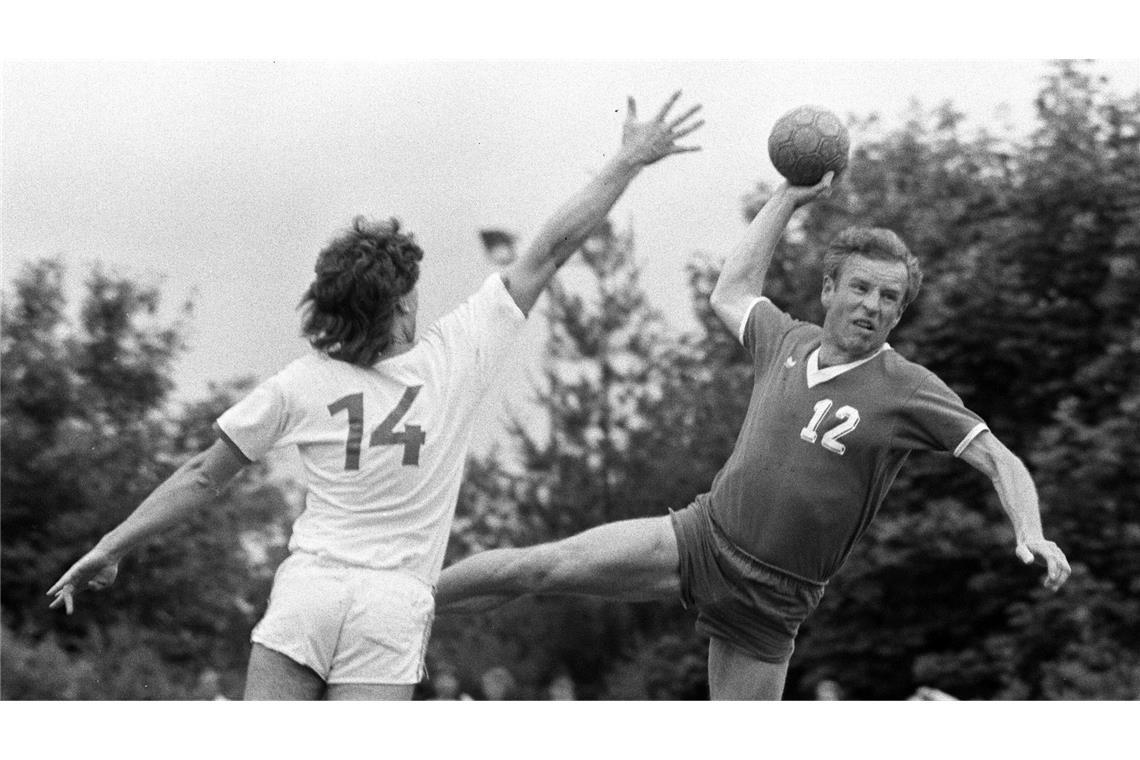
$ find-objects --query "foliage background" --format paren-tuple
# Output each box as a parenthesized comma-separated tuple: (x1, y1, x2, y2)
(3, 61, 1137, 699)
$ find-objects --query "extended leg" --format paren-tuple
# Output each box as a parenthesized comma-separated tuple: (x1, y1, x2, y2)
(706, 636, 789, 700)
(435, 516, 680, 614)
(243, 643, 326, 700)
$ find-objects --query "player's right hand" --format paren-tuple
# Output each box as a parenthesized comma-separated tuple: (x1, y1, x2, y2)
(1015, 537, 1071, 592)
(47, 548, 120, 614)
(778, 171, 836, 208)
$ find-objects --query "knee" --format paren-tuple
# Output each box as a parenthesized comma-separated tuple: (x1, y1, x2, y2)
(525, 540, 578, 592)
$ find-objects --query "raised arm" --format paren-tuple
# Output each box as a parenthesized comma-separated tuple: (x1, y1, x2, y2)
(709, 175, 834, 336)
(958, 430, 1071, 591)
(502, 90, 704, 315)
(47, 438, 247, 613)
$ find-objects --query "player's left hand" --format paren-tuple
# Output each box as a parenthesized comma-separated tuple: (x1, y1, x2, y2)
(47, 548, 120, 614)
(619, 90, 704, 166)
(1015, 538, 1071, 592)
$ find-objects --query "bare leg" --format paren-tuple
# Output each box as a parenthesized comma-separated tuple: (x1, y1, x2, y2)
(435, 516, 680, 614)
(243, 643, 326, 700)
(326, 683, 415, 700)
(707, 636, 789, 700)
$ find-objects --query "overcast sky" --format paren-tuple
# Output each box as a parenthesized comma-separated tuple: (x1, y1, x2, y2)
(4, 58, 1138, 451)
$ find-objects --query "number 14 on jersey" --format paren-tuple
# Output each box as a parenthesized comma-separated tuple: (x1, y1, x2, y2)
(328, 386, 426, 470)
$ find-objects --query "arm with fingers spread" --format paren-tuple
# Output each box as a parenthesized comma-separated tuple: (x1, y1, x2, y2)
(958, 431, 1072, 591)
(47, 439, 247, 612)
(709, 175, 833, 335)
(502, 91, 703, 315)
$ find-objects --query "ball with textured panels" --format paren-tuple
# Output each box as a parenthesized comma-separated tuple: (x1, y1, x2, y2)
(767, 105, 850, 186)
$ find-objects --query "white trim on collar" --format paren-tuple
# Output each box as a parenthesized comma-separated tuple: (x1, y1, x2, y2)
(805, 343, 893, 388)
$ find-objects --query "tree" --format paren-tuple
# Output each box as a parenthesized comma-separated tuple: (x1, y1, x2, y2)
(438, 222, 714, 698)
(1, 258, 188, 632)
(2, 258, 294, 698)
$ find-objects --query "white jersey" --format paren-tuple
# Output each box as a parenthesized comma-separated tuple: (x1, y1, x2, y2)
(216, 273, 525, 585)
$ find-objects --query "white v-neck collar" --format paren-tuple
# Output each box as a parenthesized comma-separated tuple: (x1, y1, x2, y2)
(805, 343, 892, 388)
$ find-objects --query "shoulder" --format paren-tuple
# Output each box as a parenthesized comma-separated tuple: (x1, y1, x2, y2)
(431, 273, 525, 335)
(879, 351, 973, 411)
(865, 350, 953, 409)
(782, 311, 823, 353)
(746, 298, 819, 340)
(879, 347, 936, 386)
(750, 297, 796, 325)
(420, 273, 527, 371)
(280, 351, 333, 377)
(271, 351, 362, 390)
(476, 271, 526, 320)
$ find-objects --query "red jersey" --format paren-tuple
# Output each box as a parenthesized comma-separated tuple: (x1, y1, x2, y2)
(707, 298, 988, 583)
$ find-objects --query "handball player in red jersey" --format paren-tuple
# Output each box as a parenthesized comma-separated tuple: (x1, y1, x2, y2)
(433, 172, 1071, 700)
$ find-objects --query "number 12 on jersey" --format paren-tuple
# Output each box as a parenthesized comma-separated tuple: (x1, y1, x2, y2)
(328, 386, 426, 470)
(800, 399, 860, 455)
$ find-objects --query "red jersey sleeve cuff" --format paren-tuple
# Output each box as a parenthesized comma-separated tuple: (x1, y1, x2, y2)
(737, 296, 769, 345)
(953, 423, 990, 458)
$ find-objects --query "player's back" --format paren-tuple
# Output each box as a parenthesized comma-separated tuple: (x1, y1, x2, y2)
(218, 273, 526, 585)
(283, 346, 481, 582)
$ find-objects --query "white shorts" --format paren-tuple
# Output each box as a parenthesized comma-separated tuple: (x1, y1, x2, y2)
(251, 552, 434, 685)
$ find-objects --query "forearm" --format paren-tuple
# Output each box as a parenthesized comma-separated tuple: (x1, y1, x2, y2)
(524, 154, 643, 277)
(710, 190, 797, 318)
(961, 433, 1069, 589)
(95, 452, 228, 559)
(989, 455, 1046, 544)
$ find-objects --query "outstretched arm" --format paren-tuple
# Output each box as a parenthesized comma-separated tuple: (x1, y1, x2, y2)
(502, 91, 704, 315)
(709, 175, 834, 336)
(958, 431, 1071, 591)
(47, 438, 247, 613)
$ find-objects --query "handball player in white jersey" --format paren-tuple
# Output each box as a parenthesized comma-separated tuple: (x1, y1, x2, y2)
(47, 91, 704, 700)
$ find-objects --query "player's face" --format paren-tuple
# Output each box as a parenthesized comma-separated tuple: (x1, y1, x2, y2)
(820, 255, 908, 363)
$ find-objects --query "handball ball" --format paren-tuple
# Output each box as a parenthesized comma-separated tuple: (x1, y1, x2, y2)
(767, 105, 850, 186)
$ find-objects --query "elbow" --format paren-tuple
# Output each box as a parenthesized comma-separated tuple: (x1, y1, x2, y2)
(187, 459, 222, 497)
(987, 445, 1027, 485)
(192, 470, 224, 498)
(708, 290, 730, 327)
(709, 283, 750, 329)
(711, 269, 757, 313)
(970, 442, 1005, 481)
(708, 287, 725, 314)
(184, 450, 232, 498)
(709, 283, 735, 316)
(977, 453, 1001, 482)
(962, 431, 1007, 481)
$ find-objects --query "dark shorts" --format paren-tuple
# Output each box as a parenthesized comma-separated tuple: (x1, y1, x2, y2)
(670, 495, 826, 664)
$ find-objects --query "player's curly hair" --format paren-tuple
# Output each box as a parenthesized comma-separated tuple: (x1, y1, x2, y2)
(822, 227, 923, 310)
(300, 216, 424, 367)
